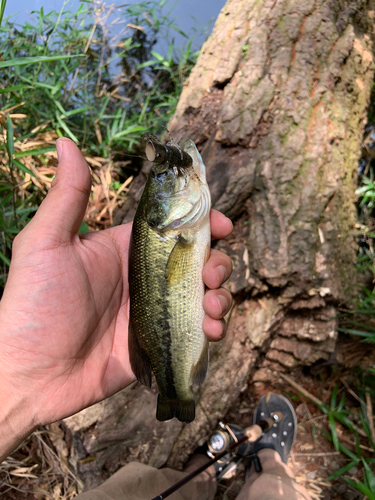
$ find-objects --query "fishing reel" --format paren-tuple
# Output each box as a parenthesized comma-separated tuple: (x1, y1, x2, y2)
(206, 422, 253, 481)
(151, 394, 294, 500)
(206, 409, 283, 481)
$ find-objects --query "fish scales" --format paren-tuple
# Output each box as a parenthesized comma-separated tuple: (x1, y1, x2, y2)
(129, 135, 211, 423)
(130, 216, 178, 398)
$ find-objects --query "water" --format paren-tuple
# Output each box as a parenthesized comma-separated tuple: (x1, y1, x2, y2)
(4, 0, 226, 51)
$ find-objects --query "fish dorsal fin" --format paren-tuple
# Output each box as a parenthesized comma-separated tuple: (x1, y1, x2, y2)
(190, 339, 209, 387)
(165, 235, 194, 284)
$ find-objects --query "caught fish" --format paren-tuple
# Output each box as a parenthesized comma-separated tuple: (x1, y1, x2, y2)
(128, 134, 211, 423)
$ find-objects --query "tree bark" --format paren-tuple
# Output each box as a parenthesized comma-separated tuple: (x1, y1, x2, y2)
(67, 0, 375, 487)
(162, 0, 375, 466)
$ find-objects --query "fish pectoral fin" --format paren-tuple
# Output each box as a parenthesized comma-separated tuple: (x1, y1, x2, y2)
(190, 339, 209, 387)
(165, 234, 194, 284)
(128, 319, 152, 388)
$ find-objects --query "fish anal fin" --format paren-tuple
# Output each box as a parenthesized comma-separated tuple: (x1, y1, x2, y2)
(156, 395, 195, 423)
(128, 319, 152, 388)
(190, 340, 209, 387)
(165, 234, 194, 284)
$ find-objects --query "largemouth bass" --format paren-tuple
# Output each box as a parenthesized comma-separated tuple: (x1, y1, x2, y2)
(128, 134, 211, 423)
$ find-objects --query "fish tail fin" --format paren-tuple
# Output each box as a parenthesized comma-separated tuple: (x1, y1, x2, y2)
(156, 395, 195, 423)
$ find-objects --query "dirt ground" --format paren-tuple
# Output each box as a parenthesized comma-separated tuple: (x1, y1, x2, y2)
(1, 340, 374, 500)
(215, 359, 374, 500)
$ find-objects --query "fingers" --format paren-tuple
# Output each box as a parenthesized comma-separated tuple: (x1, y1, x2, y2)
(210, 209, 233, 240)
(203, 287, 232, 319)
(203, 288, 232, 341)
(202, 247, 233, 342)
(203, 315, 227, 342)
(203, 248, 232, 290)
(28, 138, 91, 243)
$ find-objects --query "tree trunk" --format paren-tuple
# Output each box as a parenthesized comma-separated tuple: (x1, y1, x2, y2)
(66, 0, 375, 487)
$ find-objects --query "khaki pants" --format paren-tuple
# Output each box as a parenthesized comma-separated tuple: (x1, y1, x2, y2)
(77, 449, 311, 500)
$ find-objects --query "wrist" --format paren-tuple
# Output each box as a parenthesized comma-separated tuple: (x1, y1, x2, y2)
(0, 375, 36, 463)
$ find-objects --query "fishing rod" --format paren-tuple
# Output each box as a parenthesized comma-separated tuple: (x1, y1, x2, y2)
(150, 411, 284, 500)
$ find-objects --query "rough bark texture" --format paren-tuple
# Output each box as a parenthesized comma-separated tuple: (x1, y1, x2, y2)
(66, 0, 375, 488)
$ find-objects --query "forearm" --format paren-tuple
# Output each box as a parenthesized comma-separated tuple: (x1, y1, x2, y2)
(0, 383, 35, 462)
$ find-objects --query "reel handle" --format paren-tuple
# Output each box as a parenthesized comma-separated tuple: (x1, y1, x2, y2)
(245, 410, 283, 442)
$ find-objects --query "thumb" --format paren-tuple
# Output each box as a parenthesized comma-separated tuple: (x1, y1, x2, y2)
(30, 138, 91, 243)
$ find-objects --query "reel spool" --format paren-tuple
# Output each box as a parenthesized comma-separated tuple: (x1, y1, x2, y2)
(207, 422, 252, 480)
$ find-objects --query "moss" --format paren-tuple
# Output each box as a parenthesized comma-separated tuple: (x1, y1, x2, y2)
(276, 15, 285, 30)
(280, 122, 298, 145)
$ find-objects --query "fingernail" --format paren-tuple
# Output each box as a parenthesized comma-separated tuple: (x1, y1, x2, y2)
(216, 295, 228, 315)
(215, 265, 227, 285)
(56, 139, 64, 161)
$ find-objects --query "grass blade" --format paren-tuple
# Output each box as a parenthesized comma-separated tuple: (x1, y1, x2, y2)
(0, 0, 6, 27)
(343, 477, 375, 500)
(331, 411, 355, 433)
(329, 413, 339, 451)
(362, 458, 375, 492)
(13, 159, 36, 177)
(321, 429, 357, 459)
(79, 221, 90, 234)
(0, 250, 11, 266)
(0, 84, 33, 94)
(331, 385, 338, 409)
(0, 54, 83, 69)
(6, 115, 14, 158)
(55, 114, 79, 142)
(14, 146, 56, 158)
(337, 393, 346, 412)
(326, 460, 359, 481)
(359, 410, 375, 448)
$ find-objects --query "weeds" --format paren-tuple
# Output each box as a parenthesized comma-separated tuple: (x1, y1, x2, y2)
(282, 374, 375, 499)
(0, 0, 6, 28)
(321, 383, 375, 499)
(0, 0, 199, 287)
(337, 120, 375, 345)
(0, 0, 198, 155)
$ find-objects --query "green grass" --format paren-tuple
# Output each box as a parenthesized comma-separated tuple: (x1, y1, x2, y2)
(0, 0, 198, 155)
(338, 171, 375, 344)
(322, 384, 375, 498)
(290, 378, 375, 498)
(0, 0, 200, 286)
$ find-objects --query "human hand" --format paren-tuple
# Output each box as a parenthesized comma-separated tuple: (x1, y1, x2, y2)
(0, 138, 232, 458)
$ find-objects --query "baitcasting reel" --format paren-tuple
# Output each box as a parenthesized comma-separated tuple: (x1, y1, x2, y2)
(206, 422, 252, 481)
(206, 409, 284, 481)
(151, 393, 293, 500)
